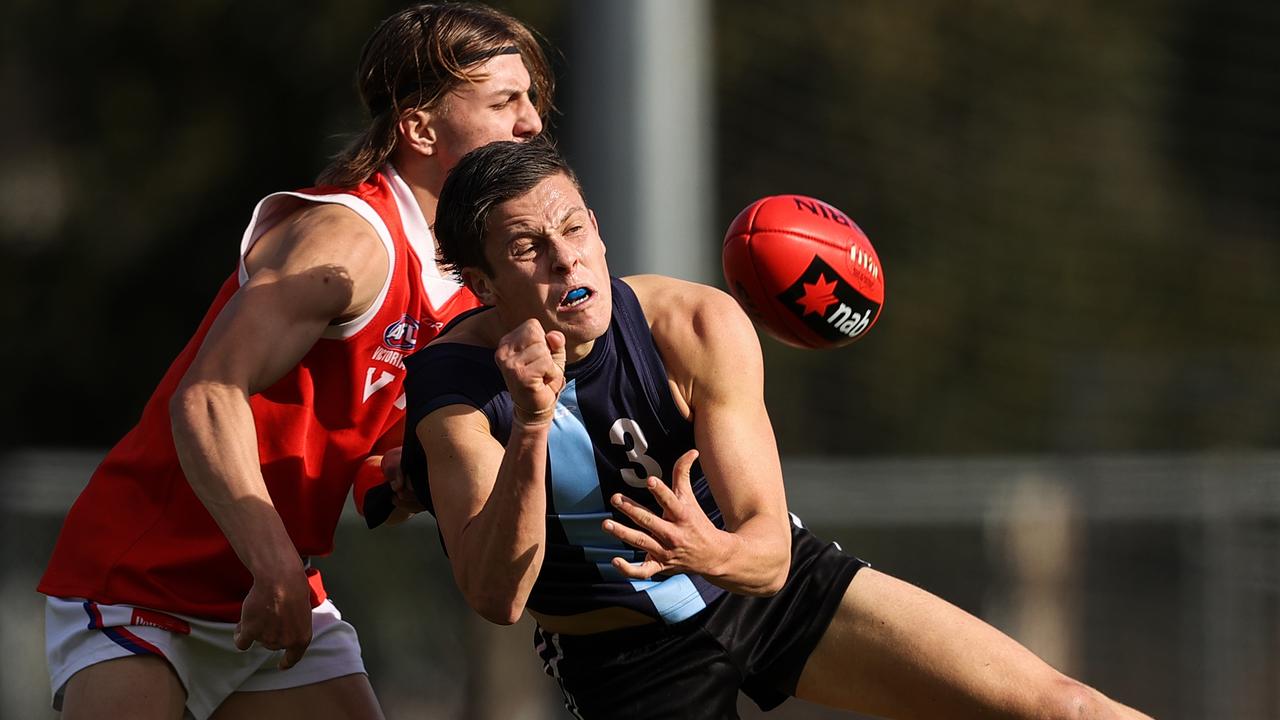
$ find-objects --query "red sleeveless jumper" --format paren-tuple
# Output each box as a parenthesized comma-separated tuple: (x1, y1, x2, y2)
(39, 166, 478, 621)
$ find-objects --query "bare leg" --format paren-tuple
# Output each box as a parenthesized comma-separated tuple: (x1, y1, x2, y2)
(61, 655, 187, 720)
(210, 673, 384, 720)
(794, 568, 1151, 720)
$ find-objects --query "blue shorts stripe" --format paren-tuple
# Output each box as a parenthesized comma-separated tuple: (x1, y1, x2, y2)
(102, 626, 162, 656)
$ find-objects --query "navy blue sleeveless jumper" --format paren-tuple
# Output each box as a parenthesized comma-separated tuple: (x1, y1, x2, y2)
(402, 277, 727, 622)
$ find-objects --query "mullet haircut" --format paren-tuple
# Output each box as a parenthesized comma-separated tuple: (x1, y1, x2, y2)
(317, 2, 555, 188)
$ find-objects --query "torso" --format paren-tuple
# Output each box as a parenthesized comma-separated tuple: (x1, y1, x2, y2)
(39, 166, 480, 621)
(402, 277, 726, 627)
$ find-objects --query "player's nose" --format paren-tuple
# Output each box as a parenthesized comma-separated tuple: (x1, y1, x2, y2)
(549, 238, 580, 273)
(515, 96, 542, 139)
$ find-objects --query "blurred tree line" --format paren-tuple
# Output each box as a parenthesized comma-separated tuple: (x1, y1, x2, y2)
(2, 0, 1277, 456)
(717, 0, 1280, 455)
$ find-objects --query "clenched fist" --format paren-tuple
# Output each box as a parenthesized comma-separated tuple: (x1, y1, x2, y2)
(496, 319, 567, 426)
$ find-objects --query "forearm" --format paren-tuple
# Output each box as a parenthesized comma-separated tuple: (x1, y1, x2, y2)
(169, 381, 300, 578)
(453, 421, 550, 624)
(704, 514, 791, 596)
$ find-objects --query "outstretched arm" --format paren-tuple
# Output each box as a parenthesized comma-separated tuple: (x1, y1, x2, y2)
(169, 203, 386, 668)
(421, 319, 566, 624)
(605, 276, 792, 596)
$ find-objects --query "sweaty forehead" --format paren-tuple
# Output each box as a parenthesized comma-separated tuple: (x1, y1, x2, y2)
(487, 174, 583, 235)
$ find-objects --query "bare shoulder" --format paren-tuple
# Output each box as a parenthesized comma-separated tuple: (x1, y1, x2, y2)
(246, 201, 384, 278)
(625, 273, 730, 318)
(624, 274, 754, 347)
(429, 307, 502, 349)
(242, 201, 390, 321)
(623, 274, 760, 409)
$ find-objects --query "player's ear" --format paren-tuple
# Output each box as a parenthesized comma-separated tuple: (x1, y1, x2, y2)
(462, 267, 498, 305)
(398, 109, 437, 157)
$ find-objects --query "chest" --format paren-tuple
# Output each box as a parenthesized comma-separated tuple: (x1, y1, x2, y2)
(543, 349, 696, 517)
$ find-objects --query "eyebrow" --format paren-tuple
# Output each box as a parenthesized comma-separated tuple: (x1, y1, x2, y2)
(504, 206, 585, 237)
(484, 86, 527, 100)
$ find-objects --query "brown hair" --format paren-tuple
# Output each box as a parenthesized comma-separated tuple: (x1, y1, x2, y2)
(317, 2, 555, 188)
(434, 137, 582, 276)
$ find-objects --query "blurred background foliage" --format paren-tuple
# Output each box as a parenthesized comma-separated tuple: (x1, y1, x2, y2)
(3, 2, 1279, 719)
(3, 0, 1277, 457)
(716, 0, 1280, 455)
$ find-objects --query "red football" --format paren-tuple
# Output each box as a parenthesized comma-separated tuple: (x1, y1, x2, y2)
(722, 194, 885, 349)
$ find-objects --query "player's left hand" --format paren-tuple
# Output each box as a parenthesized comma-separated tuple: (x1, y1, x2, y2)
(602, 449, 728, 580)
(234, 564, 314, 670)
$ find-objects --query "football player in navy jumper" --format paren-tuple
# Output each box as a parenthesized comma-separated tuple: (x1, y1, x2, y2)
(396, 139, 1151, 720)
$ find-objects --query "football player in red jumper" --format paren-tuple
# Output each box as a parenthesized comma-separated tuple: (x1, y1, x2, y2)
(38, 4, 553, 719)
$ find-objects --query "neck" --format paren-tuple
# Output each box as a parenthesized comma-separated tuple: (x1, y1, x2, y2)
(565, 339, 594, 364)
(389, 152, 446, 225)
(409, 182, 440, 227)
(488, 311, 596, 364)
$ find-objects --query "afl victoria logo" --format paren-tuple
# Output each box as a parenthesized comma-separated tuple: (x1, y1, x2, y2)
(383, 315, 419, 351)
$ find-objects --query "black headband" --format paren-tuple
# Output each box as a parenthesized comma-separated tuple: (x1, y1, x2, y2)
(457, 43, 521, 68)
(368, 45, 522, 118)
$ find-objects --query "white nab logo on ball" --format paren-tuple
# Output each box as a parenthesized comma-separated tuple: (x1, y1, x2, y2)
(827, 302, 873, 339)
(778, 256, 881, 344)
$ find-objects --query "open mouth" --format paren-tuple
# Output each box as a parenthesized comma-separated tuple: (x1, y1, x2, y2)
(559, 285, 594, 309)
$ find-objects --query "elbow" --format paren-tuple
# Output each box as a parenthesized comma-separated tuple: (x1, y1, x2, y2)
(759, 569, 788, 597)
(457, 568, 527, 626)
(478, 605, 524, 626)
(725, 529, 791, 597)
(749, 544, 792, 597)
(451, 532, 543, 626)
(733, 578, 785, 598)
(468, 591, 526, 626)
(724, 555, 789, 598)
(752, 560, 790, 597)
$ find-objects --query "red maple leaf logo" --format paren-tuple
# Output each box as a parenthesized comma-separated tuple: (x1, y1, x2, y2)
(795, 274, 840, 316)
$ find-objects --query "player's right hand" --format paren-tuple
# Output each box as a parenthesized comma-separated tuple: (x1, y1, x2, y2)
(602, 449, 728, 581)
(234, 567, 313, 670)
(495, 319, 566, 426)
(382, 446, 425, 512)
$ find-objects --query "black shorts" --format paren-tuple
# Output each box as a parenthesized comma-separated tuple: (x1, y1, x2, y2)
(533, 519, 867, 719)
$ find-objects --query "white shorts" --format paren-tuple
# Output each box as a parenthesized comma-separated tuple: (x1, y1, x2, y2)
(45, 596, 368, 720)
